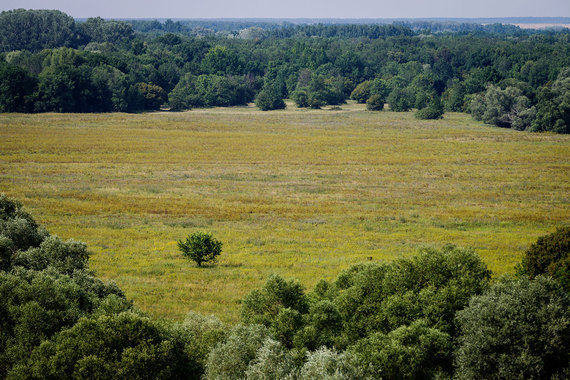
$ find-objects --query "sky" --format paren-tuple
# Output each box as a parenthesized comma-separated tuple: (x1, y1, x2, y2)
(1, 0, 569, 19)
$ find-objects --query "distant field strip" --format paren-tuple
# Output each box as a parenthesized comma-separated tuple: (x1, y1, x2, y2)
(1, 103, 568, 321)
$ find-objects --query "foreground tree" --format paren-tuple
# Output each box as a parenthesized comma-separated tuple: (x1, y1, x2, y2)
(517, 227, 570, 292)
(10, 312, 197, 380)
(455, 276, 570, 379)
(178, 232, 222, 267)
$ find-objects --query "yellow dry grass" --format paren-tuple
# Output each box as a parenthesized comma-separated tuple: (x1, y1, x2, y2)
(1, 101, 568, 322)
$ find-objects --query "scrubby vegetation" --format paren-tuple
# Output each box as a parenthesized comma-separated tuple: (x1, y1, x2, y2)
(0, 9, 569, 132)
(1, 194, 568, 379)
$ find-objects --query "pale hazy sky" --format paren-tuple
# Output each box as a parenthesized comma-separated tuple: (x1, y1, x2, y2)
(1, 0, 569, 19)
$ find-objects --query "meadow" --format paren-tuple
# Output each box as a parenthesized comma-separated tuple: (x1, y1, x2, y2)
(0, 102, 568, 322)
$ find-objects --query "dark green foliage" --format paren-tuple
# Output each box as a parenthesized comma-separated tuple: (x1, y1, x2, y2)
(192, 74, 253, 107)
(415, 95, 444, 120)
(517, 227, 570, 292)
(0, 9, 567, 135)
(531, 68, 570, 133)
(293, 300, 342, 350)
(292, 88, 310, 108)
(294, 75, 347, 109)
(0, 9, 78, 52)
(0, 194, 47, 270)
(11, 312, 198, 380)
(0, 268, 128, 378)
(79, 17, 134, 45)
(34, 66, 76, 112)
(241, 274, 309, 327)
(455, 276, 570, 379)
(366, 94, 385, 111)
(334, 245, 491, 341)
(271, 308, 303, 349)
(0, 63, 37, 112)
(442, 79, 466, 112)
(350, 320, 453, 379)
(0, 195, 130, 377)
(387, 87, 415, 112)
(169, 73, 200, 111)
(255, 86, 286, 111)
(177, 232, 222, 267)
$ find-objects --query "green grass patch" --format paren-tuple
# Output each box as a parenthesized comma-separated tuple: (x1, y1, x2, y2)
(1, 103, 568, 322)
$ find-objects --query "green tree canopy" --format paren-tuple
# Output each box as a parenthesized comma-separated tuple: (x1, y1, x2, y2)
(455, 276, 570, 379)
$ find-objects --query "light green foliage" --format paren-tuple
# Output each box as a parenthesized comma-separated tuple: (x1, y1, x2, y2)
(178, 232, 222, 267)
(469, 85, 536, 130)
(245, 338, 296, 380)
(350, 80, 372, 103)
(366, 94, 384, 111)
(291, 87, 310, 107)
(350, 319, 452, 379)
(517, 226, 570, 292)
(205, 324, 270, 380)
(298, 347, 365, 380)
(201, 45, 243, 76)
(136, 82, 167, 111)
(294, 300, 342, 350)
(171, 312, 227, 377)
(455, 276, 570, 379)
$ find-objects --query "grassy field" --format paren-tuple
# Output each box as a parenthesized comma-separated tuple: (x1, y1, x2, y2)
(1, 101, 568, 322)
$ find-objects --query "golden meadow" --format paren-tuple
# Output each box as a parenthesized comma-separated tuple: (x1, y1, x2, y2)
(1, 102, 568, 322)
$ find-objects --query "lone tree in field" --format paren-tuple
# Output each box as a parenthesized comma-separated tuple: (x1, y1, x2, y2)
(178, 232, 222, 267)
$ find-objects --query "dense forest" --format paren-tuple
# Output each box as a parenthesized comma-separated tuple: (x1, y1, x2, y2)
(1, 191, 569, 379)
(0, 9, 569, 132)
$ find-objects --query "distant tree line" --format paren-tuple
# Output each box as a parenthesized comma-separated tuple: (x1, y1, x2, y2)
(0, 9, 569, 131)
(1, 194, 569, 379)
